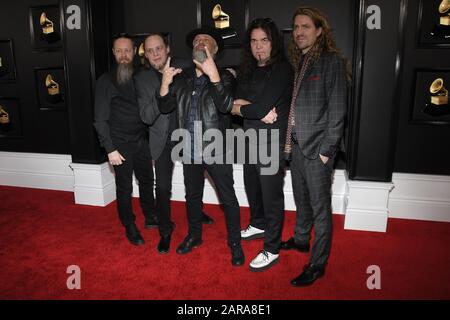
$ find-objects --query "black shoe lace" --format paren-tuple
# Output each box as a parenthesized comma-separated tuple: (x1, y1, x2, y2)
(259, 250, 269, 260)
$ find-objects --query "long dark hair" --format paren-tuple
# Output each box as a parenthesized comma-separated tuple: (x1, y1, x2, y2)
(239, 17, 286, 82)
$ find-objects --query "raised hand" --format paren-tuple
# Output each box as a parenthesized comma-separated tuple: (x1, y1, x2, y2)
(160, 57, 182, 96)
(193, 46, 220, 82)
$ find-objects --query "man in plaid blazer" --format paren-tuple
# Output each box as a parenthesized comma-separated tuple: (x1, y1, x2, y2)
(282, 7, 347, 287)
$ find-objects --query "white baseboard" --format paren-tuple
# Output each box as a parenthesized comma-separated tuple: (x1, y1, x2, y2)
(388, 173, 450, 222)
(0, 151, 74, 191)
(1, 152, 449, 226)
(170, 162, 348, 214)
(344, 180, 394, 232)
(70, 162, 116, 207)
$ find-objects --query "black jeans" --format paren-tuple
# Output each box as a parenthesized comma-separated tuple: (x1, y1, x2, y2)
(244, 160, 285, 254)
(114, 140, 155, 227)
(182, 163, 241, 247)
(290, 143, 334, 266)
(154, 140, 175, 236)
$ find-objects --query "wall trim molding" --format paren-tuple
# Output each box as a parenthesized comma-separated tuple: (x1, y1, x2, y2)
(170, 163, 348, 215)
(1, 152, 449, 227)
(344, 180, 394, 232)
(388, 173, 450, 222)
(0, 151, 74, 192)
(70, 162, 116, 207)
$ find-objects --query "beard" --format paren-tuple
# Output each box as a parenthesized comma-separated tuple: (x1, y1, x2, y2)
(150, 59, 166, 72)
(116, 62, 134, 85)
(192, 49, 207, 63)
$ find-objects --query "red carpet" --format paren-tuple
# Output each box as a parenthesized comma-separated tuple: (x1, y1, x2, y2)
(0, 185, 449, 300)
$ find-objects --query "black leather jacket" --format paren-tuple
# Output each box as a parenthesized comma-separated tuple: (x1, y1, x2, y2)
(157, 67, 235, 152)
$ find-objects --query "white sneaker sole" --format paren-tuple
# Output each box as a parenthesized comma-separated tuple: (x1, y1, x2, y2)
(249, 256, 279, 272)
(241, 232, 265, 241)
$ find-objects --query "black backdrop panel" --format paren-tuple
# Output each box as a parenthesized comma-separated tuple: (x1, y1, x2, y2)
(348, 0, 404, 181)
(121, 0, 197, 58)
(0, 98, 22, 138)
(0, 0, 448, 177)
(0, 0, 69, 154)
(394, 0, 450, 175)
(0, 40, 17, 82)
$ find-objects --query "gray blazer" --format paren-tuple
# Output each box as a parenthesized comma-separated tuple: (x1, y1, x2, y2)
(134, 58, 192, 160)
(293, 51, 347, 159)
(134, 68, 169, 160)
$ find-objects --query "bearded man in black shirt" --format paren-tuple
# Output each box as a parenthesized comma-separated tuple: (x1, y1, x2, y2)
(94, 34, 156, 246)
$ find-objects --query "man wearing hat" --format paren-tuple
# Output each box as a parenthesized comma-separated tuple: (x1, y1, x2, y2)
(157, 26, 244, 266)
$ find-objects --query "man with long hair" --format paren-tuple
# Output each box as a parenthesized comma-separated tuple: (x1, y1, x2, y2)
(282, 7, 347, 286)
(232, 18, 293, 271)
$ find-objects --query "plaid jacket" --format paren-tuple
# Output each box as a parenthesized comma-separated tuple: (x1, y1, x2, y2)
(293, 51, 347, 159)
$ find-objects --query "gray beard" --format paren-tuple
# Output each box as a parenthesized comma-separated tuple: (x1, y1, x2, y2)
(192, 49, 207, 63)
(116, 62, 134, 85)
(150, 61, 165, 72)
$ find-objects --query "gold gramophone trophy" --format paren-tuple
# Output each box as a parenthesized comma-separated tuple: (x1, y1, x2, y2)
(431, 0, 450, 39)
(0, 57, 8, 78)
(39, 12, 60, 43)
(45, 74, 63, 104)
(138, 42, 147, 67)
(423, 78, 450, 116)
(0, 105, 10, 125)
(212, 4, 237, 40)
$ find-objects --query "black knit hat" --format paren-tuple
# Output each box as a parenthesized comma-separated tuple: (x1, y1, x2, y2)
(185, 25, 224, 54)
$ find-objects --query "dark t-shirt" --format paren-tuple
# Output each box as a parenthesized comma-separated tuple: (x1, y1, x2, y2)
(236, 60, 294, 144)
(94, 69, 147, 153)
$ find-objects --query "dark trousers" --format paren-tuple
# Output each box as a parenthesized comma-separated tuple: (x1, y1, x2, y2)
(244, 160, 285, 254)
(290, 143, 334, 266)
(183, 163, 241, 247)
(154, 140, 175, 236)
(114, 140, 155, 227)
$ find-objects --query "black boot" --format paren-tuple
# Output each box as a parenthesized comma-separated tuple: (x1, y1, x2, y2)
(157, 234, 171, 254)
(125, 223, 145, 246)
(144, 215, 159, 229)
(280, 237, 310, 253)
(230, 243, 245, 266)
(291, 264, 325, 287)
(176, 235, 203, 254)
(201, 212, 214, 225)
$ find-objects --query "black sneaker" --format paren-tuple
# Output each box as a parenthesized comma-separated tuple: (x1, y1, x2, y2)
(125, 223, 145, 246)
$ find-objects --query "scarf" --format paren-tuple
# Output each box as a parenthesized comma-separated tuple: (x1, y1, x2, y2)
(284, 51, 313, 160)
